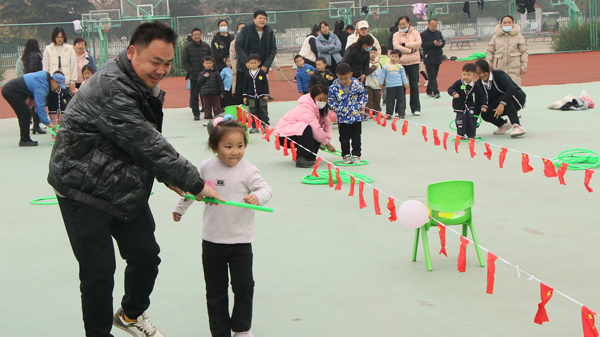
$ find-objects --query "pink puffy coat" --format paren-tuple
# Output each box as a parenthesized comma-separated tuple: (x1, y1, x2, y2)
(274, 94, 332, 146)
(392, 27, 422, 66)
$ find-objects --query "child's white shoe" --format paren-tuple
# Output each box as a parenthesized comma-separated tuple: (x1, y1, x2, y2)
(493, 121, 512, 135)
(352, 156, 361, 164)
(343, 155, 352, 164)
(233, 332, 254, 337)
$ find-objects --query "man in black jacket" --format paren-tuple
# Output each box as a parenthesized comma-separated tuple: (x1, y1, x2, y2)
(421, 18, 445, 98)
(48, 22, 223, 337)
(182, 27, 212, 120)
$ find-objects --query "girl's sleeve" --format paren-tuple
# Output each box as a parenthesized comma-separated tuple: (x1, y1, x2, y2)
(486, 36, 497, 65)
(309, 37, 318, 56)
(172, 196, 194, 216)
(518, 35, 528, 69)
(246, 167, 273, 206)
(379, 66, 386, 85)
(70, 49, 78, 83)
(42, 48, 50, 71)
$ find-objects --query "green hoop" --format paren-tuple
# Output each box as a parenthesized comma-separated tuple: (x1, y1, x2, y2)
(301, 170, 374, 185)
(552, 149, 600, 170)
(461, 136, 485, 143)
(30, 197, 58, 205)
(449, 115, 482, 131)
(332, 159, 369, 166)
(320, 147, 343, 157)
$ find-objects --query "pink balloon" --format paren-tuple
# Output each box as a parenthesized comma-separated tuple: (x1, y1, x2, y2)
(397, 200, 430, 229)
(212, 117, 224, 126)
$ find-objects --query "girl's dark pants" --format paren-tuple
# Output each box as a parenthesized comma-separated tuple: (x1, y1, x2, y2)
(480, 99, 521, 127)
(338, 121, 362, 157)
(403, 63, 421, 113)
(279, 125, 321, 161)
(2, 78, 34, 142)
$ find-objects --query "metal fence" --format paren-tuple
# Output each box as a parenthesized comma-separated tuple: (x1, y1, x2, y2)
(0, 0, 597, 84)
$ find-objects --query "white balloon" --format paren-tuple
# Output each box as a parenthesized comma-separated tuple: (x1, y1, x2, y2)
(397, 200, 430, 229)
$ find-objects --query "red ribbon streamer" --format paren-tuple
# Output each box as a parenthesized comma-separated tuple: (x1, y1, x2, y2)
(258, 121, 265, 134)
(402, 120, 408, 135)
(359, 180, 367, 209)
(335, 167, 342, 190)
(585, 169, 595, 193)
(433, 129, 441, 146)
(391, 117, 398, 132)
(311, 158, 321, 177)
(454, 135, 461, 153)
(381, 115, 387, 127)
(468, 138, 476, 158)
(241, 109, 246, 125)
(438, 223, 447, 257)
(387, 197, 397, 222)
(290, 142, 297, 161)
(369, 109, 374, 119)
(373, 188, 381, 215)
(457, 236, 469, 273)
(484, 143, 492, 160)
(328, 163, 333, 187)
(499, 147, 507, 168)
(582, 306, 599, 337)
(521, 153, 534, 173)
(236, 106, 242, 122)
(274, 134, 281, 150)
(283, 137, 289, 156)
(443, 132, 449, 150)
(376, 112, 382, 125)
(422, 125, 428, 142)
(542, 158, 557, 177)
(262, 126, 274, 142)
(534, 283, 554, 325)
(348, 175, 355, 197)
(558, 162, 569, 185)
(486, 252, 498, 294)
(248, 113, 253, 128)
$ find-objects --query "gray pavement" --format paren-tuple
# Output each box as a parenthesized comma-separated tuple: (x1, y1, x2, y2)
(1, 81, 599, 336)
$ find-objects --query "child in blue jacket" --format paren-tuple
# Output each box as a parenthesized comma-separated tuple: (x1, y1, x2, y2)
(294, 55, 315, 95)
(327, 62, 368, 164)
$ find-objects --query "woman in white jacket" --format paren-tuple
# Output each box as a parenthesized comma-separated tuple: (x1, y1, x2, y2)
(486, 15, 528, 87)
(43, 27, 77, 94)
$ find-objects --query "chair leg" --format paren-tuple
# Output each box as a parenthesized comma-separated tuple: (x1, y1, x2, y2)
(412, 228, 420, 262)
(462, 224, 468, 237)
(469, 223, 486, 267)
(421, 229, 433, 271)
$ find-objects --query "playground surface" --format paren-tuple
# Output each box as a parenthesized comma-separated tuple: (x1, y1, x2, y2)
(1, 79, 600, 336)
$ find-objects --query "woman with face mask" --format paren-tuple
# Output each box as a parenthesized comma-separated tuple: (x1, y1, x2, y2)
(274, 85, 335, 168)
(211, 19, 234, 71)
(392, 16, 422, 116)
(342, 34, 375, 83)
(486, 15, 528, 87)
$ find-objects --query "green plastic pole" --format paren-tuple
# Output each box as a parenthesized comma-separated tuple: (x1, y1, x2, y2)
(183, 195, 274, 213)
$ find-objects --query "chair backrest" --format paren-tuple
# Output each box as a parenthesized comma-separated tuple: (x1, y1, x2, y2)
(427, 180, 474, 213)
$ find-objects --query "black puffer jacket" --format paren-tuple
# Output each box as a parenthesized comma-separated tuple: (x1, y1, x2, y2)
(198, 67, 224, 96)
(48, 50, 205, 222)
(182, 40, 212, 79)
(387, 26, 398, 52)
(24, 52, 43, 74)
(342, 46, 370, 79)
(421, 29, 446, 65)
(211, 33, 234, 71)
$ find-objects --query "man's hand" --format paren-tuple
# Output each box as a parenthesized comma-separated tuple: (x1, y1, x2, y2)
(194, 184, 225, 205)
(453, 93, 459, 98)
(493, 104, 505, 118)
(326, 142, 335, 152)
(434, 41, 443, 47)
(167, 185, 184, 196)
(205, 73, 210, 77)
(172, 212, 182, 222)
(358, 74, 366, 83)
(48, 123, 57, 131)
(520, 67, 527, 75)
(404, 83, 409, 88)
(261, 66, 268, 73)
(243, 193, 258, 205)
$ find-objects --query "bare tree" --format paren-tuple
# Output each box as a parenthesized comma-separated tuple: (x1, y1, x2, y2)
(90, 0, 121, 10)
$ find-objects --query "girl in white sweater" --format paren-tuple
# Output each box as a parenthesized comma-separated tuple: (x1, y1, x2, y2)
(173, 120, 272, 337)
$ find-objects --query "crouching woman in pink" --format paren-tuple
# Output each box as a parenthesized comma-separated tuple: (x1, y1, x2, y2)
(274, 84, 336, 168)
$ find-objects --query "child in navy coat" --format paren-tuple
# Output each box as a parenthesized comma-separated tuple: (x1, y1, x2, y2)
(243, 54, 270, 133)
(447, 63, 484, 139)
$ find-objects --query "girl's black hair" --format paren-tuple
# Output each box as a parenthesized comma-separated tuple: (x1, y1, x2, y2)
(347, 34, 374, 51)
(217, 19, 228, 27)
(310, 84, 329, 117)
(82, 64, 94, 75)
(333, 20, 345, 35)
(208, 119, 248, 151)
(475, 59, 490, 73)
(50, 27, 67, 44)
(500, 15, 514, 24)
(310, 24, 320, 36)
(22, 39, 40, 62)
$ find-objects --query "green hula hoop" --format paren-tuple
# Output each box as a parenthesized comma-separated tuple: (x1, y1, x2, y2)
(449, 115, 482, 131)
(301, 170, 374, 185)
(460, 136, 485, 143)
(332, 159, 369, 166)
(320, 147, 342, 157)
(31, 197, 58, 205)
(552, 149, 600, 170)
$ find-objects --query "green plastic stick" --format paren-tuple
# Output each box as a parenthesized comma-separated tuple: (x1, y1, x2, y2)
(183, 194, 273, 213)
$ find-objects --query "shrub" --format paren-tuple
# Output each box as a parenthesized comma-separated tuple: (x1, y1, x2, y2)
(0, 67, 5, 83)
(551, 22, 599, 52)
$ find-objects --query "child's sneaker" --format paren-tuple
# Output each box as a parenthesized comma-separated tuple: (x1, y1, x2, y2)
(343, 155, 352, 164)
(493, 121, 512, 135)
(412, 111, 421, 116)
(352, 156, 361, 164)
(233, 332, 254, 337)
(113, 307, 164, 337)
(510, 124, 527, 138)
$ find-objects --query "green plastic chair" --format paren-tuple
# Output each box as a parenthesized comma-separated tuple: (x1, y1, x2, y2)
(412, 180, 485, 271)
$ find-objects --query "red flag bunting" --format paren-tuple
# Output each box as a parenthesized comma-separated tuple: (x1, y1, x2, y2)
(381, 115, 387, 127)
(422, 126, 428, 142)
(311, 158, 321, 177)
(585, 169, 595, 193)
(359, 180, 367, 209)
(262, 126, 274, 142)
(334, 167, 342, 190)
(274, 134, 281, 150)
(484, 143, 492, 160)
(534, 283, 554, 325)
(521, 153, 534, 173)
(454, 135, 461, 153)
(443, 132, 449, 150)
(376, 112, 382, 125)
(457, 236, 469, 273)
(236, 106, 242, 122)
(433, 129, 441, 146)
(542, 158, 557, 177)
(558, 162, 569, 185)
(387, 197, 397, 222)
(486, 252, 498, 294)
(241, 109, 246, 125)
(327, 163, 333, 187)
(348, 175, 356, 197)
(582, 306, 599, 337)
(438, 223, 447, 257)
(258, 121, 265, 134)
(499, 147, 507, 168)
(248, 113, 253, 128)
(369, 109, 374, 119)
(373, 188, 381, 215)
(391, 117, 399, 132)
(283, 137, 289, 156)
(402, 120, 408, 135)
(469, 138, 476, 158)
(290, 142, 297, 161)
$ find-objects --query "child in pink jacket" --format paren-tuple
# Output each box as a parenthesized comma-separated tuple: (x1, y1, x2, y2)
(274, 84, 336, 168)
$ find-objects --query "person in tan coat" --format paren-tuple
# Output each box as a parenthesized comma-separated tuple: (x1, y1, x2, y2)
(486, 15, 528, 87)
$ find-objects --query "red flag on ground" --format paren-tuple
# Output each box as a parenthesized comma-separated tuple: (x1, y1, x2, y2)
(469, 138, 476, 158)
(542, 158, 557, 177)
(348, 175, 355, 197)
(521, 153, 534, 173)
(582, 306, 599, 337)
(391, 117, 399, 132)
(290, 142, 297, 161)
(499, 147, 508, 168)
(402, 120, 408, 135)
(484, 143, 492, 160)
(433, 129, 441, 146)
(438, 223, 447, 257)
(283, 137, 289, 156)
(376, 112, 382, 125)
(454, 135, 461, 153)
(443, 132, 449, 150)
(335, 167, 342, 190)
(373, 188, 381, 215)
(381, 115, 387, 127)
(534, 283, 554, 325)
(274, 134, 281, 150)
(558, 162, 569, 185)
(327, 163, 333, 187)
(457, 236, 469, 272)
(422, 126, 428, 142)
(387, 197, 397, 222)
(359, 180, 367, 209)
(585, 169, 595, 193)
(262, 126, 274, 142)
(311, 158, 321, 177)
(486, 252, 498, 294)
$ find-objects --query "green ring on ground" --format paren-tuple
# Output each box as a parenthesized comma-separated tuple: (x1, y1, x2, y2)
(320, 147, 342, 157)
(460, 136, 485, 142)
(48, 125, 60, 137)
(332, 159, 369, 166)
(301, 170, 374, 185)
(31, 197, 58, 205)
(449, 115, 482, 131)
(552, 149, 600, 170)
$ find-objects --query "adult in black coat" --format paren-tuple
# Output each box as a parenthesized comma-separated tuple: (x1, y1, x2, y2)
(182, 28, 212, 119)
(474, 60, 527, 138)
(342, 34, 375, 82)
(211, 20, 234, 71)
(333, 20, 350, 56)
(387, 25, 398, 53)
(21, 39, 45, 134)
(421, 18, 446, 97)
